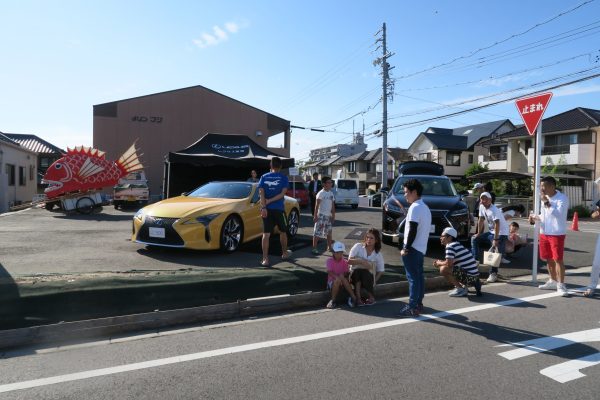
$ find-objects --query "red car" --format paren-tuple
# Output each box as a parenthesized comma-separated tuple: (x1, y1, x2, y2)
(288, 181, 309, 208)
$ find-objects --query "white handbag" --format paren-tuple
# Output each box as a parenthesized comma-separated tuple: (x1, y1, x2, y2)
(483, 246, 501, 268)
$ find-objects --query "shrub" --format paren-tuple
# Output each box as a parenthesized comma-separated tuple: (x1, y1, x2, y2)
(568, 205, 590, 218)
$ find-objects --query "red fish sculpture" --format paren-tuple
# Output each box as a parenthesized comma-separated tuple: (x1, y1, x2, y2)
(43, 144, 143, 199)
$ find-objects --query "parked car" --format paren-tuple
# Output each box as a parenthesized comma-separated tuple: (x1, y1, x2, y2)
(367, 192, 383, 207)
(334, 178, 359, 209)
(287, 180, 309, 208)
(381, 161, 470, 245)
(113, 171, 149, 209)
(132, 181, 300, 253)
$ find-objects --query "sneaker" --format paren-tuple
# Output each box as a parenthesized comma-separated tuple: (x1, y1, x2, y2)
(347, 297, 355, 308)
(473, 280, 483, 297)
(416, 303, 424, 312)
(486, 272, 498, 283)
(311, 248, 319, 255)
(364, 298, 376, 306)
(448, 287, 468, 297)
(501, 258, 511, 264)
(396, 307, 420, 318)
(557, 283, 569, 297)
(326, 300, 336, 309)
(538, 280, 557, 290)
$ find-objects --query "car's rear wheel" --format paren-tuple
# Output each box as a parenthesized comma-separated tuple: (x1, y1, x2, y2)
(220, 215, 243, 253)
(287, 208, 299, 238)
(352, 204, 358, 209)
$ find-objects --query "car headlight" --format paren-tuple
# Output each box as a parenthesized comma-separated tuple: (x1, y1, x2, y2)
(134, 209, 145, 222)
(384, 202, 404, 214)
(449, 209, 468, 217)
(182, 213, 220, 226)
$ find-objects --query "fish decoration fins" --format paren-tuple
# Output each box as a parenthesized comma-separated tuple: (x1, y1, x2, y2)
(78, 157, 105, 179)
(116, 143, 144, 174)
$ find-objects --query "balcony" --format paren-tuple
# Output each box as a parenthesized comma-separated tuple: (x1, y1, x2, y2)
(527, 143, 595, 167)
(478, 154, 507, 170)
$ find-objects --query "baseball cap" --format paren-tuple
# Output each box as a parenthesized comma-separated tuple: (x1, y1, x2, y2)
(332, 241, 345, 253)
(472, 182, 484, 190)
(480, 191, 492, 199)
(441, 227, 457, 238)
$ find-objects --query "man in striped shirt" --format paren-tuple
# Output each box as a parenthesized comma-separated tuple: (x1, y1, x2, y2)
(433, 227, 482, 297)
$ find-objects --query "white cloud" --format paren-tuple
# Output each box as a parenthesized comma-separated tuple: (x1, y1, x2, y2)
(193, 21, 245, 49)
(553, 83, 600, 97)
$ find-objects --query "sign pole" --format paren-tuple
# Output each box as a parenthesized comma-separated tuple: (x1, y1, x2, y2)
(532, 122, 543, 283)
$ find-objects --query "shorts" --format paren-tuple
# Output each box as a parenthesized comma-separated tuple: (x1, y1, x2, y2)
(351, 269, 374, 294)
(539, 234, 565, 261)
(313, 214, 333, 239)
(262, 209, 288, 235)
(452, 265, 480, 286)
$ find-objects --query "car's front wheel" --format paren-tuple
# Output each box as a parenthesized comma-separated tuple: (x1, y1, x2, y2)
(220, 215, 243, 253)
(287, 208, 299, 238)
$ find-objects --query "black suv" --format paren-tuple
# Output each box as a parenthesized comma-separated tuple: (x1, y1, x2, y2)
(381, 161, 470, 244)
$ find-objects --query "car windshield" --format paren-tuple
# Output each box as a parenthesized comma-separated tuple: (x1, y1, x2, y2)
(187, 182, 252, 199)
(337, 180, 357, 190)
(392, 176, 458, 197)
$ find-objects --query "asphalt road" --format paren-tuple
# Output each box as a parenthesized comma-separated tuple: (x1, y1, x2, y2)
(0, 269, 598, 399)
(1, 204, 597, 279)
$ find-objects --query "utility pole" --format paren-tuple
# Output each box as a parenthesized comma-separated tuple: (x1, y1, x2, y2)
(374, 23, 394, 189)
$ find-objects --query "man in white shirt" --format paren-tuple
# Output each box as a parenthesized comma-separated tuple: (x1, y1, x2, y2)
(529, 176, 569, 297)
(398, 178, 431, 317)
(471, 191, 509, 283)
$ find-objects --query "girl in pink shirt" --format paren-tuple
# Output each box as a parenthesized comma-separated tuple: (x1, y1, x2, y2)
(326, 242, 357, 309)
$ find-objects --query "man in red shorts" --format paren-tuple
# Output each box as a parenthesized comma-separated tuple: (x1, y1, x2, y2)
(529, 176, 569, 297)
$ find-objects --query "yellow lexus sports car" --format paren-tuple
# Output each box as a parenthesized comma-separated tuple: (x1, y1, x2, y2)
(132, 181, 300, 252)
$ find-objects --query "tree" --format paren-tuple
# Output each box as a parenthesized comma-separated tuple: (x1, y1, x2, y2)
(464, 162, 489, 178)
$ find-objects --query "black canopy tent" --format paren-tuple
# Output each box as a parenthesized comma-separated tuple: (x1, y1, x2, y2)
(163, 133, 295, 198)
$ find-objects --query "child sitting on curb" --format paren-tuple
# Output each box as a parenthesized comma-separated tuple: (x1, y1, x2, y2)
(505, 222, 527, 254)
(433, 227, 482, 297)
(326, 241, 357, 309)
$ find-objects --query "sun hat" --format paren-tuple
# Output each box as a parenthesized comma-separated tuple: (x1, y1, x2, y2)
(480, 191, 492, 199)
(441, 227, 457, 239)
(332, 241, 345, 253)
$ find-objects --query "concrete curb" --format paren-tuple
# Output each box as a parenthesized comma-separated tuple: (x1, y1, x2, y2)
(0, 277, 449, 350)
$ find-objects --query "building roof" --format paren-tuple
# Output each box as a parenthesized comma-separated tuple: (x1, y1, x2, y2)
(320, 155, 343, 166)
(2, 133, 65, 154)
(419, 119, 513, 151)
(0, 131, 19, 145)
(481, 107, 600, 144)
(340, 150, 369, 162)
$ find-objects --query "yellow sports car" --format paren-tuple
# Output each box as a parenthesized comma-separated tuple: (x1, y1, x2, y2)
(132, 181, 300, 252)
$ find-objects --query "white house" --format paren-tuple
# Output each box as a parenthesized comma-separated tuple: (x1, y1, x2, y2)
(0, 132, 38, 213)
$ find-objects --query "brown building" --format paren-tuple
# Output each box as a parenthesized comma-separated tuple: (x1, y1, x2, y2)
(93, 85, 290, 198)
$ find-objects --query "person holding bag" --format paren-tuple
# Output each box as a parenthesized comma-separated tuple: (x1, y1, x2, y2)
(471, 191, 509, 283)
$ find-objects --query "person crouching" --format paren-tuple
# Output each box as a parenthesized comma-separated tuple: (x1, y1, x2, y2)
(325, 242, 358, 309)
(433, 227, 482, 297)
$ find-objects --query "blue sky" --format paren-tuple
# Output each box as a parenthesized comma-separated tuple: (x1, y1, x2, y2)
(1, 0, 599, 163)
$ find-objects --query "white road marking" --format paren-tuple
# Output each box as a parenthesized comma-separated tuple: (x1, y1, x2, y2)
(498, 328, 600, 360)
(540, 353, 600, 383)
(0, 290, 565, 394)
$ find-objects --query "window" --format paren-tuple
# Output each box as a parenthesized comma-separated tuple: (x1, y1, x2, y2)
(19, 166, 26, 186)
(6, 164, 15, 186)
(418, 153, 432, 161)
(29, 165, 35, 181)
(489, 145, 507, 161)
(40, 157, 50, 168)
(446, 151, 461, 167)
(348, 161, 356, 173)
(468, 154, 473, 164)
(366, 163, 371, 172)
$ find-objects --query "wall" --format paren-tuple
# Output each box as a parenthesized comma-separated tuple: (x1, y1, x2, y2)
(93, 86, 290, 196)
(0, 144, 37, 213)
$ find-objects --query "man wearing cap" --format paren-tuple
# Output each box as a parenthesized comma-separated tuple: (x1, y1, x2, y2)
(529, 176, 569, 297)
(471, 191, 509, 283)
(433, 227, 482, 297)
(472, 183, 484, 219)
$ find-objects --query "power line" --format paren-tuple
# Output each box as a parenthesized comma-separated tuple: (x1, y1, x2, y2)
(394, 0, 596, 80)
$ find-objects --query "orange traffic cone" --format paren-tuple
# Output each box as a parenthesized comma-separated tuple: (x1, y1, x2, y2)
(571, 211, 579, 231)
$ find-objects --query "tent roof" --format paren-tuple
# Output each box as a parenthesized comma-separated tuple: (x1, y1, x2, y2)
(168, 133, 294, 167)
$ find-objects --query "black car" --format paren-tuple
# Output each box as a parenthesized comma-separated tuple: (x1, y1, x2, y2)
(381, 161, 470, 245)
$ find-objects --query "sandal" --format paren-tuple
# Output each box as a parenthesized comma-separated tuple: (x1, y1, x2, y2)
(583, 288, 595, 298)
(281, 251, 290, 260)
(260, 259, 270, 267)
